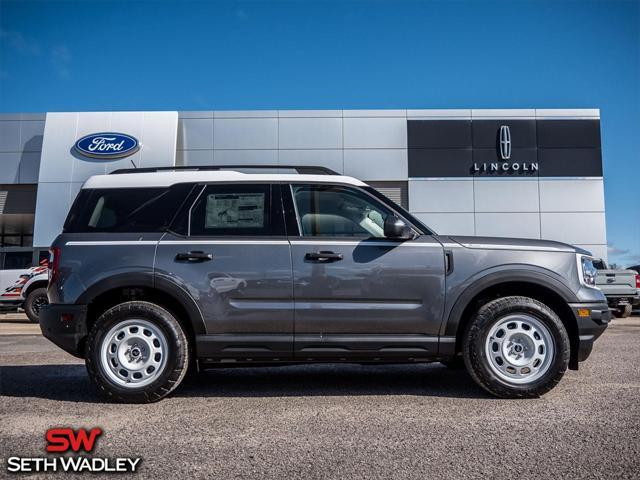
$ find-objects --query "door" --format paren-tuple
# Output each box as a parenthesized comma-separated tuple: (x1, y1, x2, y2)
(286, 183, 445, 359)
(154, 183, 294, 360)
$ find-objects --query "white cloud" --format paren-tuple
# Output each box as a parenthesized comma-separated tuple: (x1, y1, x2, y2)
(50, 45, 72, 79)
(0, 28, 40, 55)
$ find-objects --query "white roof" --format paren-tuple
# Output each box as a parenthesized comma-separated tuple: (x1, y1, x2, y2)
(82, 170, 367, 189)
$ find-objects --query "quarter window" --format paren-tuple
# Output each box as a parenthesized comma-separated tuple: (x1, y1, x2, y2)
(64, 185, 192, 233)
(291, 184, 395, 238)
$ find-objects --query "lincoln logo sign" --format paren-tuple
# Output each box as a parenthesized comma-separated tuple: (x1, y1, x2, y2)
(473, 125, 539, 174)
(499, 125, 511, 160)
(75, 132, 139, 159)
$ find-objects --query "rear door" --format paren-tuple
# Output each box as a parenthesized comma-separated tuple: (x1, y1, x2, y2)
(285, 183, 445, 359)
(154, 183, 294, 361)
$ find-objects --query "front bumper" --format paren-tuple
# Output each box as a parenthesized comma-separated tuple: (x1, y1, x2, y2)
(568, 302, 611, 365)
(39, 304, 88, 358)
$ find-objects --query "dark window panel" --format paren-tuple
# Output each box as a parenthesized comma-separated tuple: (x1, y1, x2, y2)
(407, 120, 472, 149)
(537, 148, 603, 177)
(472, 120, 536, 148)
(537, 120, 601, 148)
(408, 148, 472, 177)
(3, 251, 33, 269)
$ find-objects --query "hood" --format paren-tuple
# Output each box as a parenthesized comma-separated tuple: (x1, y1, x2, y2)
(446, 236, 589, 255)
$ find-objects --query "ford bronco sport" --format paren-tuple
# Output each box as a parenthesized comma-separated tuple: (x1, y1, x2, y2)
(39, 166, 610, 403)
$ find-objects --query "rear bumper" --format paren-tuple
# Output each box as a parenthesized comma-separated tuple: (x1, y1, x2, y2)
(568, 302, 611, 364)
(39, 304, 88, 358)
(604, 294, 640, 306)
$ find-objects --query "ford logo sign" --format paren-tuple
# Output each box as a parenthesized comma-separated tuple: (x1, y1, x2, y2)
(75, 132, 139, 159)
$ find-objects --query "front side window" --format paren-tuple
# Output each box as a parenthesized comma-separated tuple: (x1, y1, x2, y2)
(189, 184, 283, 236)
(291, 184, 396, 238)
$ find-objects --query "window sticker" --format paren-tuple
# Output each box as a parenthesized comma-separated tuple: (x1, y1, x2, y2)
(205, 193, 265, 228)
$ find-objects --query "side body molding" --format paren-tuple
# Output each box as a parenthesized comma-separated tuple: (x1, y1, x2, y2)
(441, 267, 579, 338)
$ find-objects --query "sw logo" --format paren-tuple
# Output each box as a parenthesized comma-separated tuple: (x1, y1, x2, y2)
(46, 427, 103, 453)
(6, 427, 141, 474)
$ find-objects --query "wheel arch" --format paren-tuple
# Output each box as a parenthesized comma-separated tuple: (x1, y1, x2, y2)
(76, 273, 206, 356)
(444, 270, 581, 369)
(23, 279, 49, 297)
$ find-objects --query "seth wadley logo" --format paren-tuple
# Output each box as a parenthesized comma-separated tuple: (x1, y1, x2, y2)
(473, 124, 539, 173)
(6, 427, 141, 474)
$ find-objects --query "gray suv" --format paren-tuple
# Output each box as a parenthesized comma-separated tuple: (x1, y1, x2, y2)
(39, 166, 610, 403)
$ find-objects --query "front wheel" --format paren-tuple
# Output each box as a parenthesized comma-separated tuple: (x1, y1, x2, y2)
(85, 301, 189, 403)
(25, 287, 48, 323)
(463, 296, 570, 399)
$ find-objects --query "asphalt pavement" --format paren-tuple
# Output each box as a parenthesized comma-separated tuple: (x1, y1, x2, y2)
(0, 314, 638, 479)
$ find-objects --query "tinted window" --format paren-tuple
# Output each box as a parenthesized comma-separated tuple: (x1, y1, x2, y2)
(292, 184, 395, 238)
(189, 184, 284, 236)
(64, 185, 192, 233)
(3, 251, 33, 269)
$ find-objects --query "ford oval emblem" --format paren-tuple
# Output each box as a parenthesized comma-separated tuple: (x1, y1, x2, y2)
(74, 132, 139, 159)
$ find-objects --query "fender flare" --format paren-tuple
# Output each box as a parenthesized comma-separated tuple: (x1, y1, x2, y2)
(76, 272, 206, 335)
(442, 267, 579, 338)
(22, 276, 49, 298)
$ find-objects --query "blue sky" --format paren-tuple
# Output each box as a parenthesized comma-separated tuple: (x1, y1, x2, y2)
(1, 0, 638, 265)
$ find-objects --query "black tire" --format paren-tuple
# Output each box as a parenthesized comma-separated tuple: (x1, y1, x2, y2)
(613, 304, 632, 318)
(85, 301, 190, 403)
(25, 287, 48, 323)
(462, 296, 570, 399)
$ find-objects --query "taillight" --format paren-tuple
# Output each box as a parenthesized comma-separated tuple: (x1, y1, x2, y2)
(636, 274, 640, 289)
(49, 247, 61, 285)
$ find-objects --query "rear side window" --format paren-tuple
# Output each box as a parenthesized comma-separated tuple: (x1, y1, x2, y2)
(189, 184, 284, 236)
(64, 185, 192, 233)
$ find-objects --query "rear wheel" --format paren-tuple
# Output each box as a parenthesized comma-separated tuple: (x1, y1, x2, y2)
(463, 296, 570, 398)
(613, 304, 632, 318)
(85, 301, 189, 403)
(25, 287, 48, 323)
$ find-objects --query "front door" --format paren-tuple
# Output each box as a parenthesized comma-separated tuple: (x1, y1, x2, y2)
(155, 183, 293, 360)
(286, 183, 445, 360)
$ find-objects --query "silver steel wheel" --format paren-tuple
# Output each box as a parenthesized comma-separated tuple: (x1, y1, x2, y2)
(484, 313, 555, 385)
(99, 319, 169, 388)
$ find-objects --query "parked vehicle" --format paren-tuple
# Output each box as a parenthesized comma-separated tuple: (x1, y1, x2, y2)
(0, 261, 49, 322)
(593, 259, 640, 318)
(40, 166, 610, 403)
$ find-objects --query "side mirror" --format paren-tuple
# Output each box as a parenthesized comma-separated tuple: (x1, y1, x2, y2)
(384, 216, 413, 240)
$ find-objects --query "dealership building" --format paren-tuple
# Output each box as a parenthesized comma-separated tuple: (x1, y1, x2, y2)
(0, 108, 607, 273)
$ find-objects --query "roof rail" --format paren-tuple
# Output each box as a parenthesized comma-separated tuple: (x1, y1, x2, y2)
(109, 165, 339, 175)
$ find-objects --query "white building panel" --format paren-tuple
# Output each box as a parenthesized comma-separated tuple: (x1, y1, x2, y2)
(344, 149, 407, 181)
(278, 117, 343, 149)
(475, 212, 541, 239)
(414, 212, 475, 236)
(474, 178, 540, 212)
(539, 179, 605, 212)
(213, 118, 278, 150)
(540, 212, 607, 245)
(343, 117, 407, 149)
(409, 179, 474, 213)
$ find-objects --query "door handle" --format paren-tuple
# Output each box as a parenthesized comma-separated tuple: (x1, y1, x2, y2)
(175, 251, 213, 262)
(305, 251, 343, 262)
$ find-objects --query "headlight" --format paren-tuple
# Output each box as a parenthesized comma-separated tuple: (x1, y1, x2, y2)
(578, 255, 598, 287)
